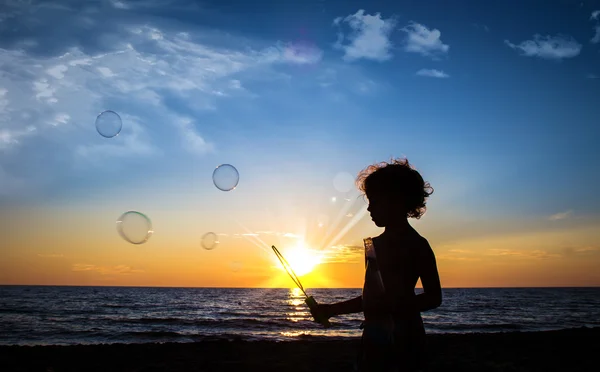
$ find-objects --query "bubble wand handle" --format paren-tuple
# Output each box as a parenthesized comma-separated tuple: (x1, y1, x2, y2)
(271, 245, 331, 328)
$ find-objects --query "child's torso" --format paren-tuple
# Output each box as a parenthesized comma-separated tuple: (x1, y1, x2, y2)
(362, 229, 424, 320)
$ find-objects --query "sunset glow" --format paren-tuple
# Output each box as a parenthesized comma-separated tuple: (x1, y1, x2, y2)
(280, 242, 323, 278)
(1, 1, 599, 290)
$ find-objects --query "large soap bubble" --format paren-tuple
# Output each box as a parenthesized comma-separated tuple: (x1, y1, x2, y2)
(213, 164, 239, 191)
(201, 232, 219, 250)
(95, 110, 122, 138)
(116, 211, 153, 244)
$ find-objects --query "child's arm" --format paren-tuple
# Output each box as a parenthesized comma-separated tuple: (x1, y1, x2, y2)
(414, 241, 442, 312)
(319, 296, 362, 318)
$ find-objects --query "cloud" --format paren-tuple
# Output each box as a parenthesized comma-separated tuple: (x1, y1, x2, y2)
(401, 22, 449, 58)
(587, 73, 599, 79)
(356, 79, 378, 94)
(472, 23, 490, 32)
(504, 34, 581, 60)
(591, 11, 600, 43)
(416, 68, 449, 78)
(320, 244, 363, 264)
(37, 254, 64, 258)
(437, 248, 483, 262)
(592, 27, 600, 44)
(486, 249, 560, 259)
(0, 3, 328, 197)
(75, 115, 159, 160)
(72, 264, 144, 275)
(176, 116, 214, 155)
(246, 231, 303, 239)
(110, 0, 131, 9)
(333, 9, 397, 62)
(0, 123, 37, 150)
(562, 246, 600, 257)
(272, 42, 323, 65)
(548, 210, 572, 221)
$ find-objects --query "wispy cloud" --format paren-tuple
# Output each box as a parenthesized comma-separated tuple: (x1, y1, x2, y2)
(401, 22, 449, 59)
(587, 73, 599, 79)
(75, 115, 159, 161)
(72, 264, 144, 275)
(0, 4, 327, 197)
(548, 210, 572, 221)
(504, 34, 581, 60)
(472, 23, 490, 32)
(562, 246, 600, 256)
(37, 253, 64, 258)
(486, 249, 560, 259)
(416, 68, 449, 78)
(1, 25, 321, 158)
(591, 11, 600, 43)
(176, 116, 215, 155)
(437, 249, 482, 262)
(333, 9, 397, 62)
(591, 27, 600, 44)
(320, 244, 363, 264)
(110, 0, 130, 9)
(273, 42, 323, 65)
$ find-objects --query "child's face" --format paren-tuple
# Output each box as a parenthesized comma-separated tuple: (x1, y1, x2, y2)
(366, 192, 405, 227)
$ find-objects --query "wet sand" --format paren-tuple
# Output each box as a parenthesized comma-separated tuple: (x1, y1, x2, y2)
(0, 327, 597, 371)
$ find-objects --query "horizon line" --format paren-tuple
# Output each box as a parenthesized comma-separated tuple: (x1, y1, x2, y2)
(1, 284, 599, 289)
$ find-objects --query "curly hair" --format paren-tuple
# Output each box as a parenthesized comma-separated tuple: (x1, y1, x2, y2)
(356, 157, 434, 219)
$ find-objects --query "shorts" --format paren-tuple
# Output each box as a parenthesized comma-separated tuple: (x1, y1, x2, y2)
(355, 320, 427, 372)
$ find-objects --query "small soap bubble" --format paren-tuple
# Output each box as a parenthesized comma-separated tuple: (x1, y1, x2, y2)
(116, 211, 153, 245)
(201, 232, 219, 250)
(95, 110, 122, 138)
(331, 197, 337, 203)
(333, 172, 354, 193)
(213, 164, 239, 191)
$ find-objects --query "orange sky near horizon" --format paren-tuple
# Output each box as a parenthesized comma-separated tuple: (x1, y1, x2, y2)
(1, 201, 599, 289)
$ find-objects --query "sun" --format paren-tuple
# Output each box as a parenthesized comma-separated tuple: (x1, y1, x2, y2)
(282, 242, 322, 277)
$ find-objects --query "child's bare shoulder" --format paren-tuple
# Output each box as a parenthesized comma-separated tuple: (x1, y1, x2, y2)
(408, 231, 434, 256)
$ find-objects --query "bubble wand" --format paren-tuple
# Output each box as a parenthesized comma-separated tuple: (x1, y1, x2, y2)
(271, 245, 331, 328)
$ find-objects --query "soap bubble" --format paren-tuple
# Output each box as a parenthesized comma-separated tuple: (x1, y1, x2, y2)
(333, 172, 355, 193)
(213, 164, 239, 191)
(201, 232, 219, 250)
(95, 110, 122, 138)
(116, 211, 153, 244)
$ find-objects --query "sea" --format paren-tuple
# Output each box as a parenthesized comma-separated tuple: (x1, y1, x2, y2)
(1, 286, 599, 346)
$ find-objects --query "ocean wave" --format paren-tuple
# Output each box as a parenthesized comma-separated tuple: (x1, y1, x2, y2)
(430, 322, 525, 332)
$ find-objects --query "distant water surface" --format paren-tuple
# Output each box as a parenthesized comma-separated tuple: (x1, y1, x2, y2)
(1, 286, 598, 346)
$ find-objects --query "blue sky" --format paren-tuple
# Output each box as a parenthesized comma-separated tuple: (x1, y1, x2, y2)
(1, 0, 600, 254)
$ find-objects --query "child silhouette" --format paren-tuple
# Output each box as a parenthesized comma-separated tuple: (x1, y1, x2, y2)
(315, 158, 442, 371)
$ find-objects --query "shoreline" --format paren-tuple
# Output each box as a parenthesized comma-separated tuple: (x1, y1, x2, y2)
(1, 327, 598, 371)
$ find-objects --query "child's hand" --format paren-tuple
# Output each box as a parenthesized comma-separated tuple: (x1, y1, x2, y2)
(312, 303, 333, 322)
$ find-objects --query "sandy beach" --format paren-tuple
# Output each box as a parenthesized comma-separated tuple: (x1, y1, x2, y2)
(0, 327, 597, 371)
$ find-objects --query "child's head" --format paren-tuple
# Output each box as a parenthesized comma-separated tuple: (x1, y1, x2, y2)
(356, 158, 433, 227)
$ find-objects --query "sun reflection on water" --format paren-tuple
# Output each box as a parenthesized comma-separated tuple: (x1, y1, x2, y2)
(285, 287, 310, 322)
